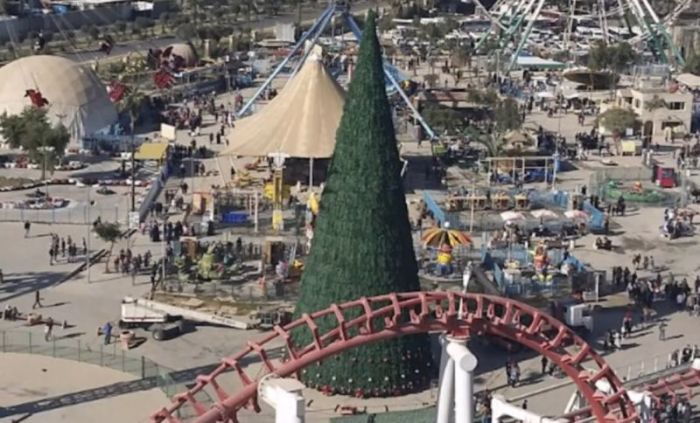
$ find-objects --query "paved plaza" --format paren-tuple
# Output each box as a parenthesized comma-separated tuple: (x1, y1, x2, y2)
(0, 353, 169, 423)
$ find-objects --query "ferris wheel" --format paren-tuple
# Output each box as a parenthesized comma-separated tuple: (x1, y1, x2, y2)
(471, 0, 692, 72)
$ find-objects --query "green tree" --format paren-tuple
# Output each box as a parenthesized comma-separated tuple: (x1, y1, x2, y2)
(115, 21, 127, 34)
(596, 107, 640, 140)
(494, 97, 523, 133)
(609, 42, 636, 73)
(292, 12, 433, 397)
(588, 41, 636, 73)
(467, 88, 499, 107)
(94, 222, 121, 272)
(82, 24, 100, 40)
(231, 2, 242, 20)
(684, 53, 700, 76)
(424, 104, 464, 133)
(0, 108, 70, 179)
(588, 40, 610, 71)
(470, 97, 522, 157)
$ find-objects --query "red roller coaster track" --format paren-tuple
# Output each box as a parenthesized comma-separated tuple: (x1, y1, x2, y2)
(150, 292, 638, 423)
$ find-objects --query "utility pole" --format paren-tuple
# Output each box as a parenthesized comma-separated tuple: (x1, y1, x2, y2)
(131, 138, 136, 212)
(86, 186, 91, 283)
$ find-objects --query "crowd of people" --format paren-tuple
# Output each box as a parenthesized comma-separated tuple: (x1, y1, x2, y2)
(48, 234, 87, 266)
(113, 248, 153, 277)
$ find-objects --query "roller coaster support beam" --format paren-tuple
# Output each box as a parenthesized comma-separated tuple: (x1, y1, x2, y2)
(237, 4, 335, 117)
(344, 13, 437, 140)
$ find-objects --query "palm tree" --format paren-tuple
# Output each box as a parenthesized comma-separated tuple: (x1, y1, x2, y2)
(468, 97, 523, 157)
(120, 90, 146, 212)
(469, 129, 504, 157)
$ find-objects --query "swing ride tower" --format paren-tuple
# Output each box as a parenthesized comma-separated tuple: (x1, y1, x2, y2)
(474, 0, 691, 72)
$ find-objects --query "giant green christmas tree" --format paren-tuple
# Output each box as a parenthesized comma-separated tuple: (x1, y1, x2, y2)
(292, 11, 433, 397)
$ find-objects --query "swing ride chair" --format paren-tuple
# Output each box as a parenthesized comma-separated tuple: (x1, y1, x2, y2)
(473, 0, 690, 72)
(235, 1, 437, 142)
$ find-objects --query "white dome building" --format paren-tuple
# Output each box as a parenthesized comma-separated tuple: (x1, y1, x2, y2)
(163, 43, 198, 68)
(0, 55, 118, 142)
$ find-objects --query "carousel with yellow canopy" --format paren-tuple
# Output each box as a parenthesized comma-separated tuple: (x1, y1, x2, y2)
(421, 223, 472, 276)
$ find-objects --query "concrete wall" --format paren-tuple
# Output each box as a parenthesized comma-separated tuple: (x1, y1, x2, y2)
(0, 5, 132, 44)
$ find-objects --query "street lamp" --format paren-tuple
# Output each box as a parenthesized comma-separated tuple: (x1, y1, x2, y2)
(85, 185, 93, 283)
(38, 145, 55, 197)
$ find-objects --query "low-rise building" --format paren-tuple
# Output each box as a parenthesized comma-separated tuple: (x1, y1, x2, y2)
(611, 71, 693, 142)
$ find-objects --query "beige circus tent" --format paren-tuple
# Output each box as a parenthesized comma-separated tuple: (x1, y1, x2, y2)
(0, 55, 117, 143)
(220, 55, 346, 158)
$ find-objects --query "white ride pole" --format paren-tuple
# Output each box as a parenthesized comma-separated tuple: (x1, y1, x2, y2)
(447, 338, 478, 423)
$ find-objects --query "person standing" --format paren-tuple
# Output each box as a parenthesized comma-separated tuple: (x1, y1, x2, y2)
(44, 317, 54, 341)
(102, 321, 112, 345)
(32, 290, 43, 309)
(541, 356, 548, 375)
(24, 221, 31, 238)
(659, 321, 667, 341)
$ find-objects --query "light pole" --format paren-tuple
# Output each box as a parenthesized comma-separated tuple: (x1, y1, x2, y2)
(38, 145, 55, 198)
(85, 185, 92, 283)
(131, 138, 136, 212)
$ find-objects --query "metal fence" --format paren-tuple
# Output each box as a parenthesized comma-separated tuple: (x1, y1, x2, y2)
(0, 330, 178, 398)
(0, 205, 127, 225)
(482, 246, 584, 297)
(588, 167, 654, 198)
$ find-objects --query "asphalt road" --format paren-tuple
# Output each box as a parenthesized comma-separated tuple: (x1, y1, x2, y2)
(63, 0, 380, 64)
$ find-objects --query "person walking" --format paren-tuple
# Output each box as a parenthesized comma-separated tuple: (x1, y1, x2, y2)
(44, 317, 54, 341)
(102, 321, 112, 345)
(32, 290, 43, 309)
(24, 221, 31, 238)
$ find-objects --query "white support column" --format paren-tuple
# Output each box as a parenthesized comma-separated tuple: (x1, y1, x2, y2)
(259, 376, 306, 423)
(491, 394, 565, 422)
(436, 355, 456, 423)
(447, 338, 478, 423)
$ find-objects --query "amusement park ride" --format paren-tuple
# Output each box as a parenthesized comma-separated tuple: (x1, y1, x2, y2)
(235, 1, 437, 141)
(473, 0, 692, 71)
(149, 279, 700, 423)
(141, 5, 700, 423)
